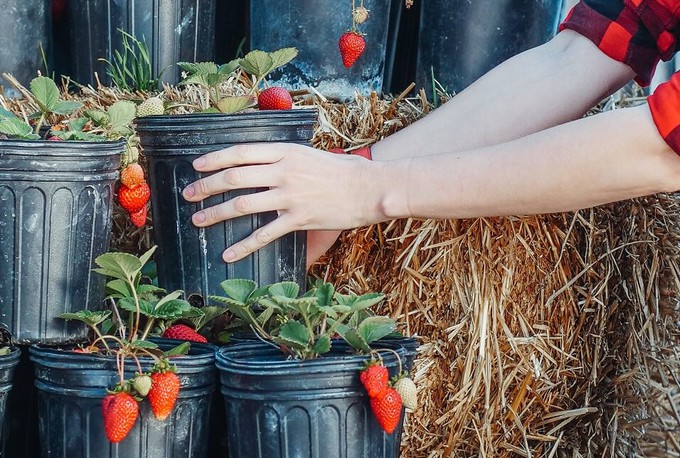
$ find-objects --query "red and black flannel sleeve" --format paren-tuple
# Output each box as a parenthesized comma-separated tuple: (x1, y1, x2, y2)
(561, 0, 680, 155)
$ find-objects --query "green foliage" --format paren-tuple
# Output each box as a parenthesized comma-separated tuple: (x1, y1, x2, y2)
(209, 278, 396, 359)
(0, 76, 82, 139)
(60, 246, 193, 357)
(101, 29, 160, 92)
(177, 47, 298, 114)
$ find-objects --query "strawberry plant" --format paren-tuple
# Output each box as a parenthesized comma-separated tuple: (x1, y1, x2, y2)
(209, 278, 397, 359)
(177, 47, 298, 114)
(58, 246, 224, 442)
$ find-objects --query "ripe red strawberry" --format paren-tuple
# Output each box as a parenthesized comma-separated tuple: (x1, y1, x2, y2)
(369, 387, 402, 434)
(120, 163, 145, 188)
(258, 87, 293, 110)
(163, 324, 208, 343)
(338, 32, 366, 68)
(129, 205, 148, 228)
(118, 182, 150, 213)
(102, 392, 139, 443)
(360, 362, 389, 398)
(47, 136, 63, 141)
(148, 365, 180, 420)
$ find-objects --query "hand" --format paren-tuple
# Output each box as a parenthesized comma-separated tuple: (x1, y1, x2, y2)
(181, 143, 383, 263)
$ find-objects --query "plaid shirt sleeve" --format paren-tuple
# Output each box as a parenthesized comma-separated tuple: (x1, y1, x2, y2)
(561, 0, 680, 154)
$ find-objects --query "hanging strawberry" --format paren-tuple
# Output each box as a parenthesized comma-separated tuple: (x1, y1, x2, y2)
(339, 0, 367, 68)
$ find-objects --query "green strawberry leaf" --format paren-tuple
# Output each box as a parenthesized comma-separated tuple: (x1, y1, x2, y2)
(118, 297, 154, 315)
(105, 278, 134, 297)
(218, 279, 258, 303)
(335, 292, 385, 312)
(178, 61, 219, 76)
(0, 118, 38, 139)
(84, 109, 109, 126)
(240, 50, 274, 79)
(51, 100, 82, 116)
(269, 47, 298, 71)
(60, 310, 112, 326)
(30, 76, 60, 112)
(342, 328, 371, 353)
(108, 100, 137, 136)
(275, 320, 310, 348)
(312, 334, 332, 355)
(216, 95, 255, 114)
(358, 316, 396, 344)
(138, 246, 157, 271)
(94, 252, 143, 281)
(129, 339, 158, 350)
(51, 130, 106, 142)
(268, 281, 300, 299)
(164, 341, 191, 357)
(150, 299, 192, 319)
(218, 58, 241, 75)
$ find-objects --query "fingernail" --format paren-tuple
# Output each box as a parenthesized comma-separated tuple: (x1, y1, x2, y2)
(223, 250, 236, 262)
(193, 211, 206, 223)
(183, 185, 195, 199)
(193, 157, 206, 169)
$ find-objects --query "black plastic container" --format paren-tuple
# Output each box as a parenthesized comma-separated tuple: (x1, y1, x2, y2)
(2, 346, 39, 458)
(216, 340, 407, 458)
(0, 140, 123, 344)
(416, 0, 564, 94)
(0, 0, 51, 98)
(249, 0, 392, 101)
(135, 109, 317, 299)
(65, 0, 217, 86)
(0, 347, 21, 455)
(29, 340, 217, 458)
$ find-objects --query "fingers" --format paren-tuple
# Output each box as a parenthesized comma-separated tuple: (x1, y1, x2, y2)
(192, 143, 286, 172)
(190, 188, 282, 227)
(222, 214, 296, 263)
(183, 164, 278, 202)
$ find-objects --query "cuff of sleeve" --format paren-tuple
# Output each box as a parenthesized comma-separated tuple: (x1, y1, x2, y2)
(560, 1, 659, 86)
(648, 71, 680, 155)
(328, 145, 373, 160)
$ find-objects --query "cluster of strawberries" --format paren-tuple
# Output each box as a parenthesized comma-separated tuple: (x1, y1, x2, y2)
(102, 359, 180, 443)
(359, 357, 417, 434)
(117, 163, 150, 228)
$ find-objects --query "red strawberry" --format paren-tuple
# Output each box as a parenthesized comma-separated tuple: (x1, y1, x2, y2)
(360, 362, 389, 398)
(118, 182, 150, 213)
(338, 32, 366, 68)
(369, 387, 402, 434)
(129, 205, 148, 228)
(120, 163, 145, 188)
(163, 324, 208, 343)
(148, 364, 181, 420)
(102, 392, 139, 443)
(258, 87, 293, 110)
(47, 136, 63, 141)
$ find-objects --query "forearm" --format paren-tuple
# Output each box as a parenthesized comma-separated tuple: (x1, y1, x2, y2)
(374, 105, 680, 220)
(373, 30, 635, 159)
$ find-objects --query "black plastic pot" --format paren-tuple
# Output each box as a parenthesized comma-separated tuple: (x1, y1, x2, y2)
(0, 0, 51, 98)
(416, 0, 564, 94)
(135, 109, 317, 299)
(65, 0, 217, 86)
(0, 140, 123, 344)
(29, 340, 217, 457)
(2, 346, 39, 458)
(249, 0, 392, 101)
(216, 340, 407, 458)
(0, 347, 20, 455)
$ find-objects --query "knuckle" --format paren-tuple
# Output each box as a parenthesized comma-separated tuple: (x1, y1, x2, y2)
(223, 168, 242, 186)
(203, 205, 220, 222)
(233, 195, 252, 213)
(255, 229, 272, 245)
(235, 145, 253, 162)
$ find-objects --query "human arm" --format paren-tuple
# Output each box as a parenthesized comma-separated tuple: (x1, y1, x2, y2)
(182, 102, 680, 262)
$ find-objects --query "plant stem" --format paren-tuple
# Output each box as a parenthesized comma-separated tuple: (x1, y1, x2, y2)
(34, 112, 45, 136)
(139, 317, 156, 341)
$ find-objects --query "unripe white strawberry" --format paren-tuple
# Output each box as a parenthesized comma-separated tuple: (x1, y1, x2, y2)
(352, 6, 369, 23)
(136, 97, 165, 117)
(393, 376, 417, 411)
(132, 374, 152, 397)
